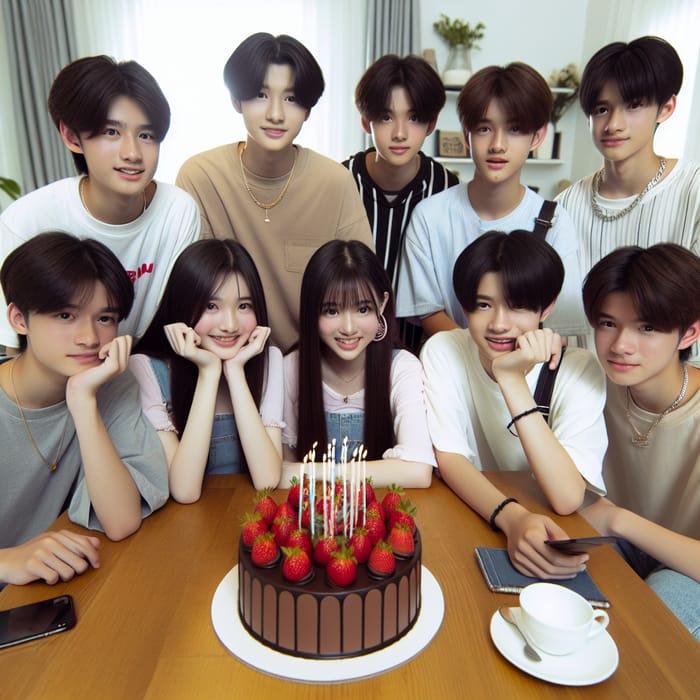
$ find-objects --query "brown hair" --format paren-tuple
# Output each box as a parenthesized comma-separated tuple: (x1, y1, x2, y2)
(457, 62, 552, 133)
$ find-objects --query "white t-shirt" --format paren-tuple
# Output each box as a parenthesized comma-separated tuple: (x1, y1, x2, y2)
(282, 348, 436, 466)
(0, 177, 200, 347)
(396, 184, 588, 336)
(421, 328, 606, 493)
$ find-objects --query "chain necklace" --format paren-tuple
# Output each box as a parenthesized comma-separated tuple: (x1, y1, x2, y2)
(625, 363, 688, 447)
(79, 177, 147, 218)
(591, 158, 666, 222)
(239, 145, 297, 223)
(10, 359, 70, 471)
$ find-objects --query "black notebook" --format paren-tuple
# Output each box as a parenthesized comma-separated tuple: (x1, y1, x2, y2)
(475, 546, 610, 608)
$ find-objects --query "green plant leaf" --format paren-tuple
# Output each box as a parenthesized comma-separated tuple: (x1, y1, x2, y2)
(0, 177, 21, 201)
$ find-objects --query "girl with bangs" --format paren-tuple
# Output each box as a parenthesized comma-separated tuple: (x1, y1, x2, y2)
(282, 240, 433, 487)
(130, 239, 282, 502)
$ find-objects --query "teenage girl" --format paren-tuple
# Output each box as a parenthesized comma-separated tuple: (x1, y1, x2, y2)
(282, 239, 433, 487)
(130, 239, 282, 502)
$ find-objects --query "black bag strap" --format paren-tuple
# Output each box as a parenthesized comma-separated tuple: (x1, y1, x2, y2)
(533, 200, 557, 239)
(533, 346, 566, 425)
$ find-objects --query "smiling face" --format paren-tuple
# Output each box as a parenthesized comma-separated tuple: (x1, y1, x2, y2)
(234, 62, 309, 159)
(593, 291, 688, 393)
(65, 95, 159, 201)
(464, 271, 545, 375)
(11, 282, 120, 381)
(365, 86, 434, 170)
(468, 98, 544, 187)
(588, 81, 674, 165)
(318, 285, 388, 368)
(194, 273, 258, 361)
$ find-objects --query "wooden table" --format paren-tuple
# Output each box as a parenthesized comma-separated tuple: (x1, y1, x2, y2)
(1, 473, 699, 699)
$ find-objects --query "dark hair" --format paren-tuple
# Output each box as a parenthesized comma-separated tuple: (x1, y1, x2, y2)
(457, 62, 552, 133)
(48, 55, 170, 175)
(134, 239, 269, 436)
(579, 36, 683, 115)
(1, 232, 134, 350)
(223, 33, 324, 110)
(583, 244, 700, 362)
(355, 54, 446, 123)
(296, 240, 397, 461)
(453, 230, 564, 313)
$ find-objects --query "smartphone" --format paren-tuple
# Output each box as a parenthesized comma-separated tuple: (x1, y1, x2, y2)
(545, 536, 618, 554)
(0, 595, 76, 650)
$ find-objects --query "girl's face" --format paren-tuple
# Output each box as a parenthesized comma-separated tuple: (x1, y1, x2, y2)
(318, 286, 388, 365)
(194, 273, 258, 360)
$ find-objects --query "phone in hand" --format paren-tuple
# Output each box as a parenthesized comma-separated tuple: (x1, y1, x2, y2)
(0, 595, 76, 650)
(545, 536, 618, 554)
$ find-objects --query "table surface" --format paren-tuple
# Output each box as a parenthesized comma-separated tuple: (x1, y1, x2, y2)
(1, 472, 699, 699)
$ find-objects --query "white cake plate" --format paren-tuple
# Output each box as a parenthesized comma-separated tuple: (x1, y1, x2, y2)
(211, 564, 444, 683)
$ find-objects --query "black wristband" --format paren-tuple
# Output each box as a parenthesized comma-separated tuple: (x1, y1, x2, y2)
(489, 497, 519, 531)
(506, 406, 546, 436)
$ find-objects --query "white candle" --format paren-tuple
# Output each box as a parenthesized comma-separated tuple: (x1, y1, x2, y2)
(362, 449, 367, 527)
(299, 456, 306, 530)
(322, 454, 327, 538)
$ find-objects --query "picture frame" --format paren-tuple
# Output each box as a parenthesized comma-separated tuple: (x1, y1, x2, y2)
(436, 130, 468, 158)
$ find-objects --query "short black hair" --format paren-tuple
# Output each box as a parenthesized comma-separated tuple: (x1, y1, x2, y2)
(579, 36, 683, 115)
(457, 63, 552, 134)
(1, 232, 134, 349)
(583, 244, 700, 362)
(48, 55, 170, 174)
(355, 54, 445, 123)
(223, 33, 324, 110)
(453, 230, 564, 313)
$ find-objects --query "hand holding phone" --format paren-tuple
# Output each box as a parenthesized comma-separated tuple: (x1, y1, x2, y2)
(0, 595, 76, 649)
(545, 536, 618, 554)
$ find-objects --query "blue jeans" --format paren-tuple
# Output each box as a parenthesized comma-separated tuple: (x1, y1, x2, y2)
(325, 410, 364, 459)
(207, 414, 243, 475)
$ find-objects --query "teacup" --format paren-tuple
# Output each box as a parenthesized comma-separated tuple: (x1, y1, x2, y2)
(519, 582, 609, 656)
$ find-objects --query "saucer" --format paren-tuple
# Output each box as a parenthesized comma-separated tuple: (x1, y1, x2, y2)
(489, 608, 619, 686)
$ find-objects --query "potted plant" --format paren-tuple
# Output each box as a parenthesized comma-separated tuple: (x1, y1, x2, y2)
(433, 14, 486, 87)
(0, 177, 20, 209)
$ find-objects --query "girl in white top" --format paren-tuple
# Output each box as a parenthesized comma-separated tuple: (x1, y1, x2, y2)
(282, 240, 434, 487)
(130, 240, 283, 502)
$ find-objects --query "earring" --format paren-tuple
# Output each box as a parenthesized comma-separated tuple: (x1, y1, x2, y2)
(373, 313, 387, 342)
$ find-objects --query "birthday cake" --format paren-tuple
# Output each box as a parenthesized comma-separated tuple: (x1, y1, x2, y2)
(238, 476, 422, 659)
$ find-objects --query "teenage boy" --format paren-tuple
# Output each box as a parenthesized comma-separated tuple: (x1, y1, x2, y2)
(0, 233, 169, 586)
(343, 54, 458, 350)
(581, 243, 700, 640)
(176, 33, 372, 353)
(397, 63, 587, 339)
(422, 231, 606, 579)
(0, 55, 200, 353)
(556, 36, 700, 275)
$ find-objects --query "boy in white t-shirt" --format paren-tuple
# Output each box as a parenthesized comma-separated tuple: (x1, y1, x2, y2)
(422, 230, 606, 579)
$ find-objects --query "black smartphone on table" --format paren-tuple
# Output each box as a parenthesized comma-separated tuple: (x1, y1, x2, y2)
(0, 595, 76, 650)
(545, 536, 618, 554)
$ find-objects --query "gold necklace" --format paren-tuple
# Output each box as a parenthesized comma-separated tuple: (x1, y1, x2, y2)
(625, 363, 688, 447)
(79, 177, 147, 218)
(10, 359, 70, 471)
(591, 159, 666, 221)
(239, 145, 297, 223)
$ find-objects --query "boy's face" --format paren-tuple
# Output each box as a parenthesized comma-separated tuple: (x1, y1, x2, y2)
(467, 98, 544, 186)
(10, 282, 120, 381)
(588, 81, 675, 163)
(234, 63, 309, 156)
(464, 271, 544, 373)
(64, 96, 159, 199)
(363, 86, 435, 170)
(593, 291, 687, 390)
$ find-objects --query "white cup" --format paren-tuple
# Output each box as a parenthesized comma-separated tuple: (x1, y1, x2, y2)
(519, 582, 609, 656)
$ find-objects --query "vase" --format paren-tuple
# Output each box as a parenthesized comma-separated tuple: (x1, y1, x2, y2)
(442, 44, 472, 87)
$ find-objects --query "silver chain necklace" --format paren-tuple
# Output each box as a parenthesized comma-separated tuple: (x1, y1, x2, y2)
(591, 158, 666, 222)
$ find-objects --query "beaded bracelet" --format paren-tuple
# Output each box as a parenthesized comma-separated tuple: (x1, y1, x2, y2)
(506, 406, 547, 437)
(489, 497, 519, 531)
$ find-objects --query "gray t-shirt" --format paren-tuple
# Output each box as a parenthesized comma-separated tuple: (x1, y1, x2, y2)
(1, 368, 169, 548)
